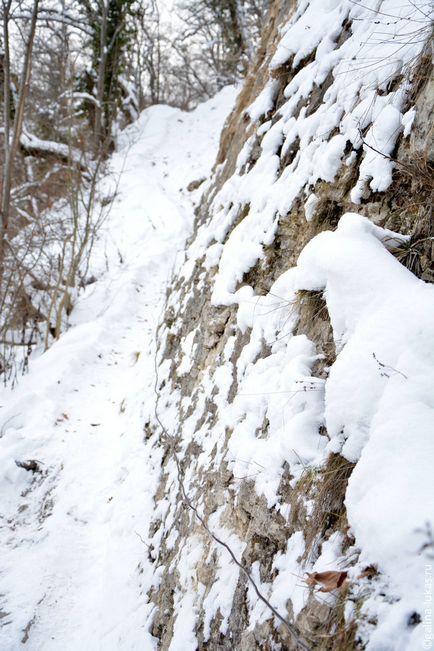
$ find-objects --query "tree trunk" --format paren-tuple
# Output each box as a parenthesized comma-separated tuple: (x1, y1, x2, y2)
(1, 0, 40, 240)
(94, 0, 109, 152)
(0, 0, 13, 264)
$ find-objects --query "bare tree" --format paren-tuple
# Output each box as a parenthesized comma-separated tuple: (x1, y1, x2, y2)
(0, 0, 110, 382)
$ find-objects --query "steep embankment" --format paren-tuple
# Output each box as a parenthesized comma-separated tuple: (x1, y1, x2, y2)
(0, 88, 237, 650)
(148, 1, 434, 650)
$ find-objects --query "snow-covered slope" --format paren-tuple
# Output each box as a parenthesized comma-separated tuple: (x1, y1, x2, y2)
(1, 1, 433, 649)
(0, 87, 238, 650)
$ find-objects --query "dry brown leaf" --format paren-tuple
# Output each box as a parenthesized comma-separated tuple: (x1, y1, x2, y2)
(305, 570, 348, 592)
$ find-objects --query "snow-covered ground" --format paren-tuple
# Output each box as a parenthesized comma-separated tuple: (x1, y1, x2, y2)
(0, 1, 433, 649)
(0, 86, 238, 651)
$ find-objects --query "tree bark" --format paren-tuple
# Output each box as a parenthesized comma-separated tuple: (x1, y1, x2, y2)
(1, 0, 40, 240)
(1, 0, 13, 263)
(94, 0, 109, 152)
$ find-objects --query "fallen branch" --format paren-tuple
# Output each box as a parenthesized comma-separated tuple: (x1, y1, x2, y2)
(19, 131, 89, 172)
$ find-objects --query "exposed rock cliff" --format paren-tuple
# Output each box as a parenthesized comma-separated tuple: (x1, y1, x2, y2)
(147, 1, 434, 650)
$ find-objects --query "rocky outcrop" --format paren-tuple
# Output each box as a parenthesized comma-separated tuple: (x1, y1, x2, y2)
(146, 2, 433, 649)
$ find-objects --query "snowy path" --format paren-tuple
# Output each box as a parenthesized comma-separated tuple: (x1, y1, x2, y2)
(0, 88, 237, 651)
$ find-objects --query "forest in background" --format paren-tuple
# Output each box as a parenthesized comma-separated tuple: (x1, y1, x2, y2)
(0, 0, 268, 385)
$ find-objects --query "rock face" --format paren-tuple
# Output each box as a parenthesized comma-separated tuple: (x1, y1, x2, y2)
(147, 2, 433, 649)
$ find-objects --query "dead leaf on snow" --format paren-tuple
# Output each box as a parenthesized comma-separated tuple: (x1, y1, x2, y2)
(305, 570, 349, 592)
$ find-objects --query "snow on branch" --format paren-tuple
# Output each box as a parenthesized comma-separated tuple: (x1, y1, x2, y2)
(19, 131, 89, 171)
(59, 91, 101, 108)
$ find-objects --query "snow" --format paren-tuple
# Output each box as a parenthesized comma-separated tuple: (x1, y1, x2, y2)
(270, 531, 306, 619)
(178, 329, 197, 375)
(20, 130, 86, 167)
(402, 108, 416, 138)
(303, 192, 319, 222)
(271, 0, 348, 69)
(228, 212, 434, 647)
(0, 86, 238, 650)
(226, 333, 327, 506)
(350, 103, 403, 202)
(247, 79, 280, 121)
(169, 536, 204, 651)
(153, 1, 433, 642)
(201, 510, 246, 640)
(186, 0, 432, 307)
(1, 0, 433, 648)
